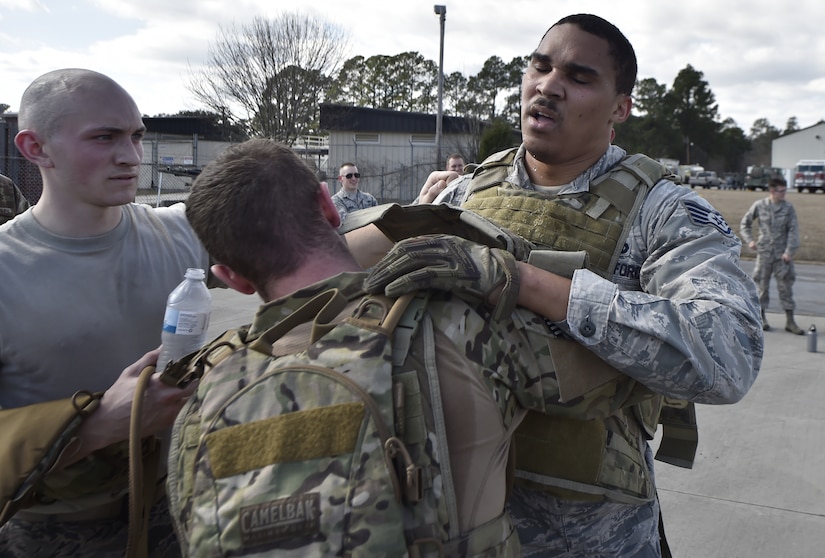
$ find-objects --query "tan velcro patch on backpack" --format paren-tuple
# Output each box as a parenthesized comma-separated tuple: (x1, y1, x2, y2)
(206, 402, 366, 478)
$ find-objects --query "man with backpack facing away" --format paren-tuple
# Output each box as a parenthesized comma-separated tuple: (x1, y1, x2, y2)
(171, 138, 657, 557)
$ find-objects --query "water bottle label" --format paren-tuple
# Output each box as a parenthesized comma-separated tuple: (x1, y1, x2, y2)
(161, 308, 209, 335)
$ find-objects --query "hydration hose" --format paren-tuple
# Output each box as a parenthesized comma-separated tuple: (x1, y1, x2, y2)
(125, 364, 161, 558)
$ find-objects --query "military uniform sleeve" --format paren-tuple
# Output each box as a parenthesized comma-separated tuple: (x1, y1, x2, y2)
(562, 183, 763, 404)
(785, 204, 800, 257)
(331, 194, 348, 226)
(0, 176, 29, 225)
(739, 201, 758, 245)
(0, 392, 109, 520)
(433, 175, 472, 207)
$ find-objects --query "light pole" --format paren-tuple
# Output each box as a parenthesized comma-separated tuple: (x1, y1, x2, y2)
(434, 5, 446, 168)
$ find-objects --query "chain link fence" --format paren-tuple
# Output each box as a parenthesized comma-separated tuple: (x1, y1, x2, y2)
(2, 139, 449, 208)
(322, 161, 433, 205)
(1, 156, 199, 207)
(2, 156, 42, 204)
(323, 135, 478, 205)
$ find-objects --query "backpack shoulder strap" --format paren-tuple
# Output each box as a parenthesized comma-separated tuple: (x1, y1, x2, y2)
(250, 288, 349, 353)
(250, 289, 424, 352)
(158, 326, 248, 389)
(164, 289, 428, 391)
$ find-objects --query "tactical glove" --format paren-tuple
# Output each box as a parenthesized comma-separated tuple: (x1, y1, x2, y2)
(363, 234, 520, 321)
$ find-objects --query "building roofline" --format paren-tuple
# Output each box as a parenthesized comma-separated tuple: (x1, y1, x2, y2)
(320, 103, 483, 135)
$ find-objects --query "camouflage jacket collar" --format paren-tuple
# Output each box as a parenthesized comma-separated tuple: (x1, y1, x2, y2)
(511, 143, 628, 194)
(246, 271, 368, 341)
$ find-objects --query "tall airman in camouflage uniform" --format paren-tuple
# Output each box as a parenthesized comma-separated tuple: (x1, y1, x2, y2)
(366, 13, 764, 558)
(178, 139, 659, 557)
(0, 174, 29, 225)
(739, 176, 803, 334)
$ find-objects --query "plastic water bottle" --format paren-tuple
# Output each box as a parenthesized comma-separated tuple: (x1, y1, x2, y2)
(156, 268, 212, 372)
(807, 324, 817, 353)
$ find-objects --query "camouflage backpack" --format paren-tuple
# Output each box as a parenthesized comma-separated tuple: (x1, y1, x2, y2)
(165, 288, 512, 557)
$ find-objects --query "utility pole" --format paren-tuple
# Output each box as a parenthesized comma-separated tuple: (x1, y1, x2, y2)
(434, 5, 446, 168)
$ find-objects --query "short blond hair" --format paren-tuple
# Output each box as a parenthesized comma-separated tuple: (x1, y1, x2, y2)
(18, 69, 136, 139)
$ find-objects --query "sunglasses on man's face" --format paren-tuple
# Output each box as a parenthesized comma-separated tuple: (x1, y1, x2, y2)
(342, 173, 360, 179)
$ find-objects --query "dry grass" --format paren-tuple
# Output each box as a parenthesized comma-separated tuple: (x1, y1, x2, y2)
(690, 188, 825, 264)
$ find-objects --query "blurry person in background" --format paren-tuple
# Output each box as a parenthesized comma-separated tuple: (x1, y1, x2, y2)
(740, 176, 804, 334)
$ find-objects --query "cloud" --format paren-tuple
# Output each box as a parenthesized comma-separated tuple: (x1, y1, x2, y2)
(1, 0, 824, 129)
(0, 0, 49, 11)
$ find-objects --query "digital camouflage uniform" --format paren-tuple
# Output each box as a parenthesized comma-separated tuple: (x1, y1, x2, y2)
(739, 196, 800, 311)
(330, 188, 378, 226)
(434, 144, 763, 557)
(0, 174, 29, 225)
(0, 499, 179, 558)
(169, 271, 653, 557)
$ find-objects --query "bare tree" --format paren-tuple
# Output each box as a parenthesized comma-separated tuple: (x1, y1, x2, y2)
(188, 12, 349, 144)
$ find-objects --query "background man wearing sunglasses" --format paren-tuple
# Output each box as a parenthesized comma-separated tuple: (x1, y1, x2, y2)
(332, 162, 377, 226)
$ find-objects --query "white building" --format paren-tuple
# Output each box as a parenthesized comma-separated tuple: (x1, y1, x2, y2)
(771, 121, 825, 188)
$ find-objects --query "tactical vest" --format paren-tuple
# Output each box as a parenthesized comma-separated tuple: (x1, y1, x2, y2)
(462, 148, 689, 504)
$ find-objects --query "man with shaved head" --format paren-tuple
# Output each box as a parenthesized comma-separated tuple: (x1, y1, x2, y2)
(0, 69, 208, 556)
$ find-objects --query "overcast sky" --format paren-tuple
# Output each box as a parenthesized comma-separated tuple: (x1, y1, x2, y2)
(2, 0, 824, 134)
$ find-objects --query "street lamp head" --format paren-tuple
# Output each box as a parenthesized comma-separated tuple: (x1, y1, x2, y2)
(434, 4, 446, 15)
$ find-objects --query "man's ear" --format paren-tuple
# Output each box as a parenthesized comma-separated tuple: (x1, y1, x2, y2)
(611, 95, 632, 124)
(14, 130, 53, 168)
(210, 264, 257, 295)
(318, 182, 341, 228)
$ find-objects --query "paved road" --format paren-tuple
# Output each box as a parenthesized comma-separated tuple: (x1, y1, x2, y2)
(739, 260, 824, 318)
(656, 310, 825, 558)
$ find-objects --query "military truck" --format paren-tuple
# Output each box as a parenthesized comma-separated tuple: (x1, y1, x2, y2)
(745, 166, 783, 191)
